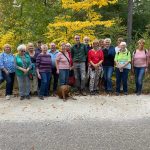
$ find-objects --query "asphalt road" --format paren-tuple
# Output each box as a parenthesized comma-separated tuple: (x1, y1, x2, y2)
(0, 119, 150, 150)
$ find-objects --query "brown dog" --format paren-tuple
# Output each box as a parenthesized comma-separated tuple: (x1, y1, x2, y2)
(57, 85, 76, 101)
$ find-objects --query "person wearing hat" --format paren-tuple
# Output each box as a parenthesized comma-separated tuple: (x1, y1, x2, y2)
(115, 42, 131, 95)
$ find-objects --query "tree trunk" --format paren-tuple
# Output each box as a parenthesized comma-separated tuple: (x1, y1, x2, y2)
(127, 0, 133, 44)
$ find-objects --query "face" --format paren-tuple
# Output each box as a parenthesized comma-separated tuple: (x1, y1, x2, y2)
(61, 44, 66, 52)
(84, 38, 89, 44)
(50, 44, 56, 50)
(19, 49, 26, 55)
(42, 46, 48, 53)
(117, 39, 123, 46)
(74, 35, 80, 43)
(99, 40, 104, 48)
(37, 42, 42, 48)
(28, 45, 34, 52)
(120, 44, 126, 50)
(138, 42, 144, 48)
(93, 42, 99, 49)
(66, 45, 71, 51)
(104, 40, 111, 48)
(4, 45, 11, 53)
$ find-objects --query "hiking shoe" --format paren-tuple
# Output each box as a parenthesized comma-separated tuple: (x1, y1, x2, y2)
(20, 96, 25, 100)
(26, 95, 30, 99)
(39, 96, 44, 100)
(90, 91, 95, 95)
(6, 95, 10, 100)
(81, 90, 87, 96)
(116, 92, 119, 96)
(124, 92, 128, 95)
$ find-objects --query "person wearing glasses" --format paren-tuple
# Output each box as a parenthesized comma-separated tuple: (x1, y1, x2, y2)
(0, 44, 15, 100)
(15, 44, 32, 100)
(27, 43, 38, 96)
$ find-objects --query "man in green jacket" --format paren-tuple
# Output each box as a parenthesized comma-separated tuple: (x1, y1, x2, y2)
(71, 35, 87, 96)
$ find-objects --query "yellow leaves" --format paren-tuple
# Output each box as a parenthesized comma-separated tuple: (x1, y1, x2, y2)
(62, 0, 118, 11)
(0, 31, 15, 52)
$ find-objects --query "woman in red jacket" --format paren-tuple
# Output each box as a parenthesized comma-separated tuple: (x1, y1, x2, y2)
(88, 39, 104, 95)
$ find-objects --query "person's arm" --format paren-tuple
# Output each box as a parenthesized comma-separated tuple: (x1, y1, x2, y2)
(36, 55, 41, 79)
(14, 57, 27, 73)
(55, 54, 60, 74)
(0, 54, 9, 75)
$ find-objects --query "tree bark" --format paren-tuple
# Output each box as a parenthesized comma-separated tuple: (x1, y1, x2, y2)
(127, 0, 133, 44)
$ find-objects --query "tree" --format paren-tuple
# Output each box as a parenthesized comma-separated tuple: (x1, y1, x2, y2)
(46, 0, 117, 44)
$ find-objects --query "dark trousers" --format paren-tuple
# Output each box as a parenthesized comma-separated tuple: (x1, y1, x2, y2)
(49, 68, 59, 93)
(134, 67, 145, 93)
(103, 66, 114, 92)
(116, 68, 129, 93)
(39, 72, 51, 96)
(2, 72, 15, 96)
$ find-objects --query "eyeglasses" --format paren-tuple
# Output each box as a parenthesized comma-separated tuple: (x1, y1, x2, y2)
(21, 50, 26, 52)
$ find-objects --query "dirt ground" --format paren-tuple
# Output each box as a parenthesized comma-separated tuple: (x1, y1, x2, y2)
(0, 94, 150, 122)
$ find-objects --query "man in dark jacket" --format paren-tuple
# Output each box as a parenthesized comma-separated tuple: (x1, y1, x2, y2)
(71, 35, 87, 96)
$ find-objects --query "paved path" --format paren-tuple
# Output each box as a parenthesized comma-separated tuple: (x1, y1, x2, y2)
(0, 95, 150, 150)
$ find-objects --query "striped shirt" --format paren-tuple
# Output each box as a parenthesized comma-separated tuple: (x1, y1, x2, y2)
(36, 53, 52, 72)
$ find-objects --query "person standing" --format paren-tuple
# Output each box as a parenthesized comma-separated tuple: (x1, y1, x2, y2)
(0, 44, 15, 100)
(27, 43, 38, 96)
(36, 44, 52, 100)
(71, 35, 87, 95)
(132, 39, 148, 95)
(88, 40, 104, 95)
(115, 42, 131, 95)
(48, 43, 59, 96)
(115, 37, 124, 53)
(56, 43, 70, 87)
(102, 38, 116, 93)
(15, 44, 32, 100)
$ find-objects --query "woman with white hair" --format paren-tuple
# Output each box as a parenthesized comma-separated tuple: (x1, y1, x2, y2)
(115, 42, 131, 95)
(15, 44, 32, 100)
(102, 38, 116, 93)
(36, 44, 52, 100)
(0, 44, 15, 100)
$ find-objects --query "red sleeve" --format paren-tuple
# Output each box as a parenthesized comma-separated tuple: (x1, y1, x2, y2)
(67, 51, 73, 66)
(88, 50, 92, 63)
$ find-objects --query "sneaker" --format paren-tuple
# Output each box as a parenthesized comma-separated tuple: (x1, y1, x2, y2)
(20, 96, 25, 100)
(90, 91, 95, 95)
(116, 92, 119, 96)
(26, 95, 30, 99)
(124, 92, 128, 95)
(39, 96, 44, 100)
(81, 90, 87, 96)
(6, 95, 10, 100)
(136, 92, 141, 96)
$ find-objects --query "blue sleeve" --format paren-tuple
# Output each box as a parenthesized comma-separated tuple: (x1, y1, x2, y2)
(0, 53, 4, 69)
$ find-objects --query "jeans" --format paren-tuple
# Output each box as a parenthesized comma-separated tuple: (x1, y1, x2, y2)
(40, 72, 51, 96)
(17, 75, 30, 97)
(134, 67, 145, 93)
(2, 72, 15, 96)
(73, 62, 86, 90)
(59, 69, 70, 86)
(103, 66, 114, 91)
(49, 68, 59, 93)
(116, 68, 129, 93)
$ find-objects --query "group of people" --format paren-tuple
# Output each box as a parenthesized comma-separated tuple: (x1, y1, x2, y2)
(0, 35, 149, 101)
